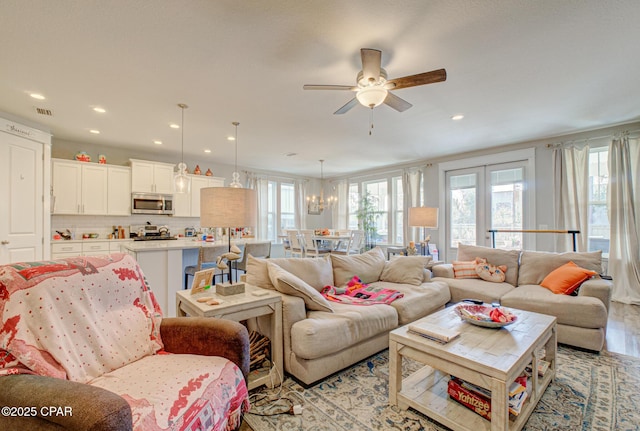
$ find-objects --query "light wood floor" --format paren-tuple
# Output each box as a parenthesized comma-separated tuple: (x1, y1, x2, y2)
(604, 301, 640, 358)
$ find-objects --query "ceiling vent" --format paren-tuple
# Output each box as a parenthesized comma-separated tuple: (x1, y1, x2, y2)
(35, 107, 53, 116)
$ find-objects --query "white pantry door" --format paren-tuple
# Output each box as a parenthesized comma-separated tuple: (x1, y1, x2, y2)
(0, 132, 45, 264)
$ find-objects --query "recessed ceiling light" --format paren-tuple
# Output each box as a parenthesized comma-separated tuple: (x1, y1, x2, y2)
(89, 129, 100, 134)
(153, 140, 163, 145)
(169, 123, 180, 129)
(227, 136, 235, 141)
(451, 114, 464, 121)
(93, 107, 106, 113)
(30, 93, 46, 100)
(204, 149, 211, 153)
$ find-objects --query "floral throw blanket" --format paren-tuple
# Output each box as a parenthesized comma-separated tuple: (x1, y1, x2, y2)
(321, 276, 404, 305)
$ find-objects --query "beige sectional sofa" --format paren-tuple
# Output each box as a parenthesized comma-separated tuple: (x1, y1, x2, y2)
(432, 244, 612, 352)
(244, 247, 450, 385)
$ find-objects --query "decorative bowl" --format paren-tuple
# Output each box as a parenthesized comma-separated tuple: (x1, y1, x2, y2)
(455, 303, 517, 328)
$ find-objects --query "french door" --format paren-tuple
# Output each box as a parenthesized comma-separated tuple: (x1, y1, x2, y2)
(445, 161, 528, 260)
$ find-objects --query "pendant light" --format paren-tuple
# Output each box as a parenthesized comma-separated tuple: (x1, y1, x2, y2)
(229, 121, 242, 188)
(174, 103, 191, 194)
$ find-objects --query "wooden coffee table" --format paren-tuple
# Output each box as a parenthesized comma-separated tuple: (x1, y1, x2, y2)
(389, 306, 556, 431)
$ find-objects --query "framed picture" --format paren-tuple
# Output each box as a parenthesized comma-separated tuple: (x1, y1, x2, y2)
(190, 268, 215, 294)
(308, 201, 321, 215)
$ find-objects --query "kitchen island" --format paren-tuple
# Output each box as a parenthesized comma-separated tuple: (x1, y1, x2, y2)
(122, 238, 271, 316)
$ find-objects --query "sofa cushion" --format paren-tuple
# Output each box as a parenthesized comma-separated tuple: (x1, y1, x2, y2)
(380, 255, 431, 286)
(331, 247, 386, 286)
(518, 250, 602, 286)
(89, 353, 249, 431)
(246, 255, 334, 290)
(457, 244, 521, 286)
(371, 280, 451, 325)
(289, 302, 397, 360)
(267, 262, 333, 312)
(501, 284, 608, 329)
(0, 254, 163, 383)
(245, 254, 275, 289)
(540, 261, 598, 295)
(437, 277, 515, 304)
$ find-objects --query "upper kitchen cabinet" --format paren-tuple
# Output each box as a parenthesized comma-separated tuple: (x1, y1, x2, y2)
(52, 159, 107, 215)
(52, 159, 131, 216)
(107, 166, 131, 215)
(130, 159, 175, 194)
(173, 175, 225, 217)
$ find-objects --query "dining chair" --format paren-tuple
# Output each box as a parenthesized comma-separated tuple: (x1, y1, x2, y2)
(300, 230, 331, 258)
(236, 241, 272, 273)
(184, 244, 229, 289)
(286, 230, 305, 257)
(332, 230, 364, 255)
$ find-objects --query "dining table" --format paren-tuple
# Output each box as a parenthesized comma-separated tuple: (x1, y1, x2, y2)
(311, 234, 351, 251)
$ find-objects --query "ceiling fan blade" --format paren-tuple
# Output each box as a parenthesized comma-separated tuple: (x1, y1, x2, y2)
(383, 92, 413, 112)
(386, 68, 447, 90)
(361, 48, 382, 83)
(334, 98, 359, 115)
(303, 84, 356, 91)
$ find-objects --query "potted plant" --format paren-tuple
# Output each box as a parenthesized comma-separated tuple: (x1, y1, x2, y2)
(356, 191, 382, 250)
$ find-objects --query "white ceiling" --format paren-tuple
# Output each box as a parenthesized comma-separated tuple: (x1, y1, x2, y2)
(2, 0, 639, 177)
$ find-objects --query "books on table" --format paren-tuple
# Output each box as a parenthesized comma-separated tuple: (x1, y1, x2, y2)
(408, 322, 461, 343)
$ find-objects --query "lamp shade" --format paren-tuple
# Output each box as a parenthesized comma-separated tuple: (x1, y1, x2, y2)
(408, 207, 438, 228)
(200, 187, 257, 228)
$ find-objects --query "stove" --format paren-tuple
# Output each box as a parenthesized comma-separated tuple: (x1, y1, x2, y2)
(131, 224, 176, 240)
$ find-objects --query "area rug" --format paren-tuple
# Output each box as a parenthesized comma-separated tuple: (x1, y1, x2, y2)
(243, 346, 640, 431)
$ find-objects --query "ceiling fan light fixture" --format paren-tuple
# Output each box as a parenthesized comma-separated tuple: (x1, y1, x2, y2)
(356, 86, 388, 108)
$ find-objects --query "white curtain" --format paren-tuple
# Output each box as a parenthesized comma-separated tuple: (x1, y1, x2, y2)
(402, 168, 422, 245)
(331, 179, 348, 229)
(608, 134, 640, 304)
(294, 179, 307, 230)
(552, 145, 590, 252)
(246, 172, 269, 240)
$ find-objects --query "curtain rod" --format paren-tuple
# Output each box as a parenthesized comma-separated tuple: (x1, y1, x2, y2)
(546, 129, 640, 148)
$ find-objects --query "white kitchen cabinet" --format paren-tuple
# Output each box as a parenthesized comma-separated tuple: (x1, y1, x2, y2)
(130, 159, 175, 194)
(82, 241, 110, 256)
(1, 117, 51, 264)
(51, 242, 83, 259)
(172, 175, 225, 217)
(52, 160, 81, 214)
(52, 159, 108, 215)
(107, 166, 131, 215)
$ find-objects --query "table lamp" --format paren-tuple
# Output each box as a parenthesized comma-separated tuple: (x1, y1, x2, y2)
(201, 187, 257, 292)
(408, 207, 438, 256)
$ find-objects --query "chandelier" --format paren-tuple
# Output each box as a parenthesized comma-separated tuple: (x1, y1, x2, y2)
(307, 160, 337, 214)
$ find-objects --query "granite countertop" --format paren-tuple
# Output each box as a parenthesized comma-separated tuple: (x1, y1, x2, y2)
(123, 238, 270, 252)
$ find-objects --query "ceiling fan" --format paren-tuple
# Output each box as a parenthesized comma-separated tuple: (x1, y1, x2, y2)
(303, 48, 446, 115)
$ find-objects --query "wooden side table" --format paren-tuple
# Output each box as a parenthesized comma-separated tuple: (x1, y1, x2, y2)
(176, 284, 283, 390)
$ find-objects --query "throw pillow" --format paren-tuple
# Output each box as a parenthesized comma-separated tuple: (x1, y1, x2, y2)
(475, 261, 508, 282)
(331, 247, 386, 286)
(245, 254, 275, 290)
(267, 262, 333, 312)
(380, 255, 431, 286)
(267, 255, 333, 290)
(540, 261, 597, 295)
(452, 258, 485, 279)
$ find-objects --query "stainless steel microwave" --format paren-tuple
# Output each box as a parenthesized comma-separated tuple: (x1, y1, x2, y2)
(131, 193, 174, 215)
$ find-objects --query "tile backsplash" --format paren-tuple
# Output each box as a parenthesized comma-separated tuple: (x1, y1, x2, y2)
(51, 214, 203, 239)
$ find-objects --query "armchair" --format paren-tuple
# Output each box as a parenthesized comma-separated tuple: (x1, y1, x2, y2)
(0, 253, 250, 431)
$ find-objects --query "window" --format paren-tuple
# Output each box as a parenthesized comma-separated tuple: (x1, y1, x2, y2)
(265, 180, 296, 241)
(588, 147, 609, 253)
(347, 174, 404, 245)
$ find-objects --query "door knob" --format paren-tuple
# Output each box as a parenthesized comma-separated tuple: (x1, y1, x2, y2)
(1, 240, 9, 245)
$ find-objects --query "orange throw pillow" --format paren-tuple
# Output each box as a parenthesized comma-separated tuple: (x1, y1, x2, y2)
(540, 261, 597, 295)
(453, 257, 485, 279)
